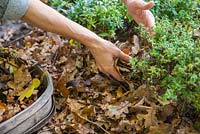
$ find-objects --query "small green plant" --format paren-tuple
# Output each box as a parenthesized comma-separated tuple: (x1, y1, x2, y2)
(49, 0, 68, 13)
(151, 0, 197, 21)
(67, 0, 128, 38)
(50, 0, 128, 38)
(131, 0, 200, 110)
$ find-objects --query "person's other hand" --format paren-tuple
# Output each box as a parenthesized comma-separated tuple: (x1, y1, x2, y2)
(88, 40, 131, 81)
(125, 0, 155, 34)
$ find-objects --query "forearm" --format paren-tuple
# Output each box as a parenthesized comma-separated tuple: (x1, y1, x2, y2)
(22, 0, 105, 49)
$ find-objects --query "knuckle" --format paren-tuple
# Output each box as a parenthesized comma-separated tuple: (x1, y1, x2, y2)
(116, 49, 122, 56)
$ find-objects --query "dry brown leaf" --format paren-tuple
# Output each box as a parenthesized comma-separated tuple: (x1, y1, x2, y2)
(57, 76, 70, 98)
(57, 61, 77, 97)
(116, 87, 123, 98)
(156, 96, 171, 106)
(75, 57, 83, 69)
(90, 74, 109, 89)
(7, 65, 31, 91)
(158, 104, 176, 122)
(176, 127, 199, 134)
(0, 102, 6, 116)
(67, 98, 85, 114)
(0, 75, 10, 82)
(81, 105, 95, 119)
(143, 108, 158, 128)
(49, 33, 62, 46)
(122, 48, 130, 54)
(77, 124, 95, 134)
(132, 97, 152, 113)
(96, 115, 111, 130)
(111, 120, 136, 132)
(193, 28, 200, 37)
(131, 35, 140, 55)
(133, 84, 153, 100)
(148, 123, 172, 134)
(134, 97, 158, 128)
(104, 101, 130, 119)
(102, 91, 114, 102)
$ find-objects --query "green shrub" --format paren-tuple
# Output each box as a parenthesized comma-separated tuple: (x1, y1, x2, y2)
(50, 0, 128, 38)
(151, 0, 198, 21)
(131, 0, 200, 110)
(49, 0, 68, 12)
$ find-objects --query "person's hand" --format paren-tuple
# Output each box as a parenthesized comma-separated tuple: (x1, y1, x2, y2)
(125, 0, 155, 34)
(88, 40, 131, 81)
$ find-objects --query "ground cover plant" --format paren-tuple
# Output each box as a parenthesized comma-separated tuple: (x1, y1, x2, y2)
(131, 0, 200, 110)
(50, 0, 128, 38)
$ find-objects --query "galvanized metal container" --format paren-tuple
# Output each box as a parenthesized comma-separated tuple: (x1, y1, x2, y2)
(0, 66, 55, 134)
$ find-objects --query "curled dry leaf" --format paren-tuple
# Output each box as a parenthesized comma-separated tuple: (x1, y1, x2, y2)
(111, 120, 136, 132)
(116, 35, 140, 56)
(143, 108, 158, 128)
(67, 98, 85, 114)
(148, 124, 173, 134)
(131, 35, 140, 55)
(193, 28, 200, 38)
(77, 124, 95, 134)
(7, 65, 31, 91)
(81, 105, 95, 119)
(0, 102, 6, 116)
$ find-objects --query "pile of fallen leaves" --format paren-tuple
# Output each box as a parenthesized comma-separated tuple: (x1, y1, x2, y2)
(45, 45, 198, 134)
(0, 21, 199, 133)
(0, 48, 41, 123)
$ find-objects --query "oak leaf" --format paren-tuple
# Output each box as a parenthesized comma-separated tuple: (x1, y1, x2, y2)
(105, 101, 130, 119)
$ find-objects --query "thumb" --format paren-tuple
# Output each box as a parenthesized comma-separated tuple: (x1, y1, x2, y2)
(140, 1, 154, 10)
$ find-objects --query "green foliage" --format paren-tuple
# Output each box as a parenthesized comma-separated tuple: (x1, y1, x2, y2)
(194, 121, 200, 131)
(50, 0, 128, 38)
(151, 0, 199, 21)
(131, 0, 200, 110)
(49, 0, 68, 12)
(68, 0, 128, 37)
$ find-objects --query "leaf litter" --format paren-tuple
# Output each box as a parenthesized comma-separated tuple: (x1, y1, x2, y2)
(0, 21, 199, 134)
(0, 48, 43, 123)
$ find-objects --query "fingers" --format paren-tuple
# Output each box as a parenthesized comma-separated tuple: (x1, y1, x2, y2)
(98, 65, 123, 81)
(147, 11, 155, 27)
(119, 51, 132, 62)
(109, 67, 123, 81)
(140, 1, 154, 10)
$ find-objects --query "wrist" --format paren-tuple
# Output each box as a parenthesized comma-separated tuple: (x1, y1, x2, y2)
(86, 36, 107, 50)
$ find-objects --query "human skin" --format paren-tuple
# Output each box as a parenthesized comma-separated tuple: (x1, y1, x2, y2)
(22, 0, 154, 81)
(125, 0, 155, 34)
